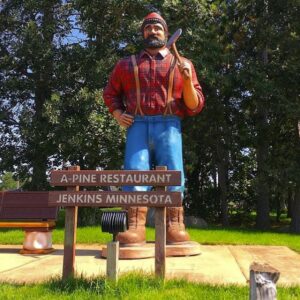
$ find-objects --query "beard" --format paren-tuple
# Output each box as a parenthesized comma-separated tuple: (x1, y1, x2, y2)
(143, 35, 166, 49)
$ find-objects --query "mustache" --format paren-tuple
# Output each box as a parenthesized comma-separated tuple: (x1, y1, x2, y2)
(148, 35, 159, 39)
(143, 37, 166, 49)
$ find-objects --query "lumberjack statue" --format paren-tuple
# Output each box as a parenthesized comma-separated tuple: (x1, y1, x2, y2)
(103, 12, 205, 249)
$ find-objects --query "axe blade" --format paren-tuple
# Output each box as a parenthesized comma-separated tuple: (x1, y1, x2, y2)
(166, 28, 182, 49)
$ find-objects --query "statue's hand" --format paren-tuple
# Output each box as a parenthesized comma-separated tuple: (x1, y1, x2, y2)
(178, 61, 192, 80)
(115, 112, 134, 128)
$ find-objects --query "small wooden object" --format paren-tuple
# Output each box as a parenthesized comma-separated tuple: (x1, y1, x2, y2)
(155, 166, 167, 278)
(249, 262, 280, 300)
(62, 166, 80, 280)
(106, 241, 119, 281)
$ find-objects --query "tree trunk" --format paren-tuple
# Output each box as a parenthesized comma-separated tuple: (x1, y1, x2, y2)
(255, 107, 270, 230)
(218, 157, 229, 226)
(216, 136, 229, 226)
(30, 3, 55, 190)
(255, 47, 270, 230)
(287, 188, 293, 218)
(30, 152, 49, 190)
(212, 167, 217, 191)
(276, 193, 281, 223)
(290, 185, 300, 233)
(290, 121, 300, 233)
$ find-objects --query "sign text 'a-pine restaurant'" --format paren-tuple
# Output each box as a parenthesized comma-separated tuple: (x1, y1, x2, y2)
(50, 170, 181, 186)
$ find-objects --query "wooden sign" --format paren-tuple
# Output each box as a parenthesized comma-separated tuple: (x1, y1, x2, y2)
(50, 170, 181, 186)
(48, 191, 182, 207)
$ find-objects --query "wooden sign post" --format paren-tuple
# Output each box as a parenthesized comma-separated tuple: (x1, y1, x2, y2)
(155, 166, 167, 278)
(49, 167, 182, 280)
(63, 166, 79, 280)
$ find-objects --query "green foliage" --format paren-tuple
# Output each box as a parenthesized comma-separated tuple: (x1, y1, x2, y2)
(0, 0, 299, 229)
(0, 172, 18, 191)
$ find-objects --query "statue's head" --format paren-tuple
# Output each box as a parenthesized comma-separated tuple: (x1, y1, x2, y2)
(141, 12, 168, 49)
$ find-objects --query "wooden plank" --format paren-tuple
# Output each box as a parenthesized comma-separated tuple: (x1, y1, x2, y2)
(106, 241, 119, 281)
(1, 192, 49, 207)
(0, 221, 56, 228)
(2, 200, 51, 208)
(0, 191, 57, 220)
(2, 191, 49, 197)
(155, 166, 167, 279)
(2, 199, 50, 208)
(48, 191, 181, 207)
(50, 170, 181, 186)
(0, 207, 58, 220)
(62, 166, 79, 280)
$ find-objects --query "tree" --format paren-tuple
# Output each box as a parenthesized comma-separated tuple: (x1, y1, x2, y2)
(229, 0, 299, 229)
(0, 1, 126, 190)
(0, 172, 18, 191)
(1, 0, 299, 230)
(0, 1, 73, 189)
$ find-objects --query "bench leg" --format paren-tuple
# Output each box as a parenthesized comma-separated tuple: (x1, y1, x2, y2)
(21, 231, 54, 254)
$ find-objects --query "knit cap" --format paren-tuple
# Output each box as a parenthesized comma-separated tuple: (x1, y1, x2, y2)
(141, 12, 168, 33)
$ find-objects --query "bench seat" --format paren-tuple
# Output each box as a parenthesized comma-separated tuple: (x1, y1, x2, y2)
(0, 220, 55, 229)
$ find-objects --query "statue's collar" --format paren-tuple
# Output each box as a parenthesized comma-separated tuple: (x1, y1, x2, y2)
(140, 47, 170, 59)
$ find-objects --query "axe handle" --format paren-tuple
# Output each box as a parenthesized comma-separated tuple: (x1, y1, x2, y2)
(172, 43, 190, 79)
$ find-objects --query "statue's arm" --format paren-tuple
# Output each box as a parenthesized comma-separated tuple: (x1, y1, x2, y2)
(103, 61, 133, 128)
(179, 59, 205, 113)
(103, 61, 126, 114)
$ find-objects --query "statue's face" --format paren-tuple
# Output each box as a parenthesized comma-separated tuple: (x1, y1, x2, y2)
(143, 23, 167, 49)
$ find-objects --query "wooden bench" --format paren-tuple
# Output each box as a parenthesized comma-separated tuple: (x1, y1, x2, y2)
(0, 191, 58, 254)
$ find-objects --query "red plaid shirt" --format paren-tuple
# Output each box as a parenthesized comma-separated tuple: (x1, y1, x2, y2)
(103, 48, 205, 118)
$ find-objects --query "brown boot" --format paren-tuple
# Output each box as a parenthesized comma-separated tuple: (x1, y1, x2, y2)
(116, 207, 147, 246)
(166, 207, 190, 244)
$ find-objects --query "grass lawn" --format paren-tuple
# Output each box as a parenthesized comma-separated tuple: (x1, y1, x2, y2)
(1, 211, 300, 298)
(188, 227, 300, 253)
(1, 273, 300, 300)
(0, 225, 299, 253)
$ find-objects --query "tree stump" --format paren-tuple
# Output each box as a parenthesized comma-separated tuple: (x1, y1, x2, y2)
(249, 262, 280, 300)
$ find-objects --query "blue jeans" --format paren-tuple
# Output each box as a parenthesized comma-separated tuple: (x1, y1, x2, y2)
(123, 115, 184, 193)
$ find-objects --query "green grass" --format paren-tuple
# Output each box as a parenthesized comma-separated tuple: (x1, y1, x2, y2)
(1, 273, 300, 300)
(188, 227, 300, 253)
(146, 226, 300, 253)
(1, 213, 300, 298)
(1, 226, 300, 253)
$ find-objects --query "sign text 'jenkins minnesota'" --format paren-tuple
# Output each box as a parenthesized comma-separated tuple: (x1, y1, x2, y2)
(48, 191, 182, 207)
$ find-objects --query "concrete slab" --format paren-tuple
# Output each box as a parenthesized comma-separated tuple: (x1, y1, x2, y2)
(0, 244, 299, 286)
(228, 245, 300, 286)
(0, 247, 39, 273)
(166, 245, 246, 285)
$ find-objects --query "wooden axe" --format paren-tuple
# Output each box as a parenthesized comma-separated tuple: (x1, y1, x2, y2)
(166, 29, 189, 78)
